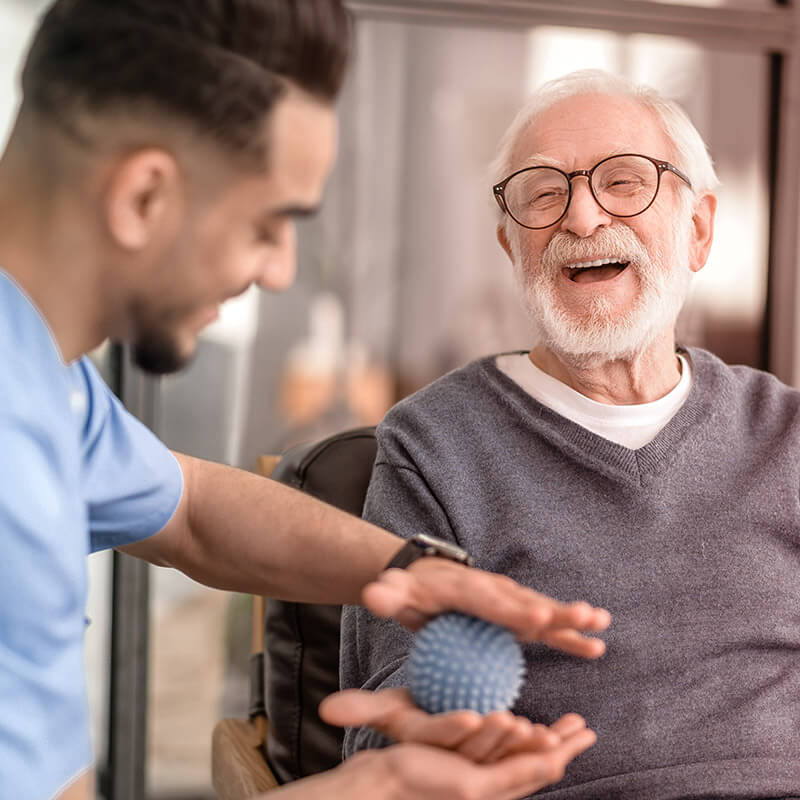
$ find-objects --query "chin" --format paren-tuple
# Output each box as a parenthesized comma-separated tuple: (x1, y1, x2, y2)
(524, 263, 692, 365)
(132, 331, 197, 375)
(539, 319, 654, 365)
(527, 287, 671, 364)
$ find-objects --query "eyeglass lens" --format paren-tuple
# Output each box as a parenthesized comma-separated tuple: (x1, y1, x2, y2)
(503, 155, 660, 229)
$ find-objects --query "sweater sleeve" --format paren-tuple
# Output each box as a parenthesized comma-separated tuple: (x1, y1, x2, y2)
(339, 420, 459, 757)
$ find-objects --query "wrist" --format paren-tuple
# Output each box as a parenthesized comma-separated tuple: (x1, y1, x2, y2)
(329, 749, 401, 800)
(385, 533, 474, 571)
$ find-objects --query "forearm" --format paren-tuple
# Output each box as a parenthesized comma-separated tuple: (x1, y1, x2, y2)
(126, 452, 404, 604)
(255, 751, 395, 800)
(123, 456, 610, 650)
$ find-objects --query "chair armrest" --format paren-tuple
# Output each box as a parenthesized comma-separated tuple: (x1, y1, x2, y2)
(212, 717, 280, 799)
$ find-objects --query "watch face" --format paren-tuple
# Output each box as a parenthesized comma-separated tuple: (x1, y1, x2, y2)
(386, 534, 474, 570)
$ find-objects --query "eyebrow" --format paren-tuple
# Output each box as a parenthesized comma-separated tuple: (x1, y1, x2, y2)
(269, 204, 320, 219)
(518, 146, 631, 170)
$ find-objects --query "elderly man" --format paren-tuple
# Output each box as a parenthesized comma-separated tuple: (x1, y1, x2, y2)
(341, 69, 800, 798)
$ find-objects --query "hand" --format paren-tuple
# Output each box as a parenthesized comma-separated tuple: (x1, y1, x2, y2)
(323, 728, 595, 800)
(362, 558, 611, 658)
(321, 687, 587, 765)
(268, 690, 595, 800)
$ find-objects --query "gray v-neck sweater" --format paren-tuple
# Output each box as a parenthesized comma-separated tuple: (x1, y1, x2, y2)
(340, 347, 800, 799)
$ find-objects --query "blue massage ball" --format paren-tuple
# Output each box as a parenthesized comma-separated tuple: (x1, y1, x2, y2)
(408, 612, 525, 714)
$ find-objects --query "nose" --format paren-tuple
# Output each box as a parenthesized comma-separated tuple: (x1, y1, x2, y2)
(257, 220, 297, 292)
(559, 177, 612, 239)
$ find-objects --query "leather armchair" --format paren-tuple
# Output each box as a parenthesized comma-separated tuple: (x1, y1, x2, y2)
(212, 426, 378, 799)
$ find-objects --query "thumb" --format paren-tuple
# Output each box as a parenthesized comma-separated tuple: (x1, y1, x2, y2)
(361, 571, 411, 617)
(361, 572, 430, 630)
(319, 688, 412, 727)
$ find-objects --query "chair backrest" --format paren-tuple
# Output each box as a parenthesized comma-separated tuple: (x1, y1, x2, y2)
(264, 426, 377, 783)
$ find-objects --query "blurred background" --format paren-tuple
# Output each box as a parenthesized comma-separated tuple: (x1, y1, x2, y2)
(0, 0, 794, 797)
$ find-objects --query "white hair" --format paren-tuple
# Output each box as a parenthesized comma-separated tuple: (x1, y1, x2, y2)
(490, 69, 719, 224)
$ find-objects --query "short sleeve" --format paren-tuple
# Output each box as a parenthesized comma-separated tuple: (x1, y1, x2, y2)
(0, 417, 92, 799)
(75, 359, 184, 553)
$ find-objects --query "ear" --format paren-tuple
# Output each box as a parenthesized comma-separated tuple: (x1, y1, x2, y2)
(105, 149, 181, 250)
(688, 191, 716, 273)
(496, 223, 515, 264)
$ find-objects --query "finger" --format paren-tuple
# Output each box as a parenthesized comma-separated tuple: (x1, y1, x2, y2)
(472, 727, 598, 800)
(382, 709, 483, 749)
(540, 601, 612, 632)
(514, 607, 612, 646)
(455, 712, 518, 763)
(548, 713, 588, 739)
(364, 566, 561, 629)
(586, 607, 613, 631)
(363, 562, 611, 642)
(483, 718, 562, 763)
(536, 602, 612, 635)
(538, 627, 607, 658)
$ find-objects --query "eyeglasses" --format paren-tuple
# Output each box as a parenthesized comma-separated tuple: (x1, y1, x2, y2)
(492, 153, 692, 230)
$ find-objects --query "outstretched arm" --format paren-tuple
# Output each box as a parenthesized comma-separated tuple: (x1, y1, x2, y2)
(120, 452, 610, 644)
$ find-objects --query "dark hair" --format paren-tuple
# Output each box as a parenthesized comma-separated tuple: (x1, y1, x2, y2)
(20, 0, 351, 159)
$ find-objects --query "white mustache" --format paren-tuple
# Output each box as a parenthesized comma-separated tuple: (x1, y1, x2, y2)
(539, 225, 651, 276)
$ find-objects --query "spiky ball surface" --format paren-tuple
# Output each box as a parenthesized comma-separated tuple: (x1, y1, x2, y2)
(408, 612, 525, 714)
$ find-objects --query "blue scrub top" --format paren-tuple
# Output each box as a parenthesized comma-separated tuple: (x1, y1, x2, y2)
(0, 270, 183, 799)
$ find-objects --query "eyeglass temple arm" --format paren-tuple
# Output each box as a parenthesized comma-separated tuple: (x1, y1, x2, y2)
(492, 185, 508, 212)
(660, 162, 692, 189)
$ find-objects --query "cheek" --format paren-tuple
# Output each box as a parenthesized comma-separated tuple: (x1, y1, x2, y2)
(171, 227, 224, 285)
(639, 230, 673, 267)
(631, 204, 679, 258)
(516, 231, 551, 271)
(206, 231, 259, 282)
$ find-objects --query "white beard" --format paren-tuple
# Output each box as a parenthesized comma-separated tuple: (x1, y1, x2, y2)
(513, 218, 693, 365)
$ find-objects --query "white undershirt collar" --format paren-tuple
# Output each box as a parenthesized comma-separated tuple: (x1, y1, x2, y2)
(495, 351, 692, 449)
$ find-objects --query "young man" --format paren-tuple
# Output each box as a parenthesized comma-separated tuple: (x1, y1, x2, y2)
(0, 4, 611, 799)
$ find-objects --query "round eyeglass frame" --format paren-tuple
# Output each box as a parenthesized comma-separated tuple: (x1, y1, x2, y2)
(492, 153, 693, 231)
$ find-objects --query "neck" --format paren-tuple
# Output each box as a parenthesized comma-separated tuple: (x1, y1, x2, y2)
(0, 155, 115, 362)
(530, 333, 682, 404)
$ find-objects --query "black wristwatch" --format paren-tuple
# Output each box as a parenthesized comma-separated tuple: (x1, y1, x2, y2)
(385, 533, 474, 570)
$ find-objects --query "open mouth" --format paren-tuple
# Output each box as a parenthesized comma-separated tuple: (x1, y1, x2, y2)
(563, 257, 630, 284)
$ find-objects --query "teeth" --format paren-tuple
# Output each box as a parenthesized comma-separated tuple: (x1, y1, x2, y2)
(567, 257, 624, 270)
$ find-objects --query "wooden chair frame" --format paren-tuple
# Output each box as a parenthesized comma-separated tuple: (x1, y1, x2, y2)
(211, 456, 281, 800)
